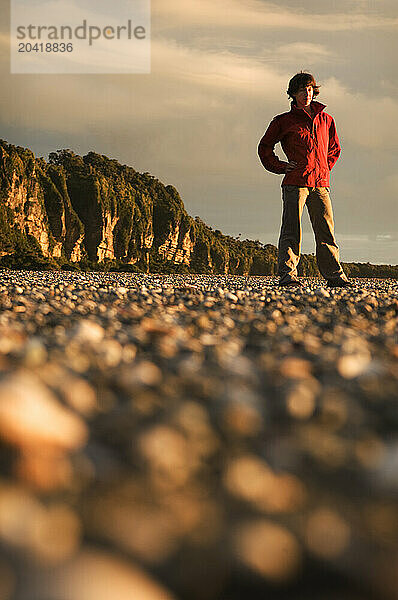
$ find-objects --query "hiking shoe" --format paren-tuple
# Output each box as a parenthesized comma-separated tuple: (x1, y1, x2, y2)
(326, 278, 354, 288)
(279, 277, 304, 287)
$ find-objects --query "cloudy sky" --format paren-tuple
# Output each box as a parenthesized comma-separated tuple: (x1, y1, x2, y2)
(1, 0, 397, 264)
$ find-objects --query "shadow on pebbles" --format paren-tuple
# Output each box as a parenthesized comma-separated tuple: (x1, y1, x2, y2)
(0, 271, 397, 600)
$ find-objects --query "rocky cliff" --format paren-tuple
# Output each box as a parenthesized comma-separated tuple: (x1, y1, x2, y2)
(0, 139, 285, 275)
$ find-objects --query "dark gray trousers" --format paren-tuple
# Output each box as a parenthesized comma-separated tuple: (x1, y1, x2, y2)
(278, 185, 347, 282)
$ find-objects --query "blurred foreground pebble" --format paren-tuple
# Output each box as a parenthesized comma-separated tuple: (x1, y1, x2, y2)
(0, 271, 397, 600)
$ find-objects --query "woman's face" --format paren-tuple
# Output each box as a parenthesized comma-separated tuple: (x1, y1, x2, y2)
(294, 85, 314, 107)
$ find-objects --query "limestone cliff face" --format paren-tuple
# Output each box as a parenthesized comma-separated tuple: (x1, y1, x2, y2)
(8, 170, 51, 255)
(0, 142, 84, 264)
(158, 220, 194, 266)
(1, 148, 50, 257)
(0, 140, 282, 275)
(97, 213, 119, 262)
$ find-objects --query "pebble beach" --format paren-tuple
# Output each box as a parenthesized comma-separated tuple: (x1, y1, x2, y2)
(0, 271, 397, 600)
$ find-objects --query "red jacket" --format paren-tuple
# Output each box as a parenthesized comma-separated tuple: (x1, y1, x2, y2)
(258, 100, 341, 187)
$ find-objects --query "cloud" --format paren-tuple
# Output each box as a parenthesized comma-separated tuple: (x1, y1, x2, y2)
(323, 77, 398, 150)
(0, 38, 287, 133)
(267, 43, 335, 64)
(151, 39, 287, 97)
(153, 0, 398, 32)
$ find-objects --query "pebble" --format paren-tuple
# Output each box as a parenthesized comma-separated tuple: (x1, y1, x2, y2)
(0, 370, 88, 451)
(19, 548, 176, 600)
(71, 319, 105, 344)
(233, 518, 301, 582)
